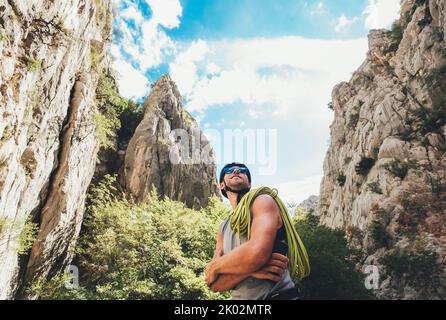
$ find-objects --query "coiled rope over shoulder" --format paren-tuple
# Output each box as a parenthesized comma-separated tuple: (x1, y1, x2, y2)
(229, 186, 310, 281)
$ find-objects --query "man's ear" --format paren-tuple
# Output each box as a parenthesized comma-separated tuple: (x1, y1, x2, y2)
(219, 182, 225, 190)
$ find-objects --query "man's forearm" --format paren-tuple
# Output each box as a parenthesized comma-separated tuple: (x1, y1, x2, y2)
(210, 273, 251, 292)
(211, 241, 269, 276)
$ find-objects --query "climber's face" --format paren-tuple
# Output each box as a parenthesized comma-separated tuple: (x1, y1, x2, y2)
(219, 166, 251, 191)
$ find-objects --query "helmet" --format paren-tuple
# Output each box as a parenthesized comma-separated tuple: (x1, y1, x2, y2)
(219, 162, 252, 199)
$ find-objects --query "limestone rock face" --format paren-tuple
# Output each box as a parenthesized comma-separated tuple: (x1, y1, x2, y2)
(0, 0, 111, 298)
(297, 195, 319, 216)
(122, 75, 219, 209)
(319, 0, 446, 299)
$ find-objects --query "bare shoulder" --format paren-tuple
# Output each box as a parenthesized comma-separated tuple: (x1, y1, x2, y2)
(251, 194, 279, 213)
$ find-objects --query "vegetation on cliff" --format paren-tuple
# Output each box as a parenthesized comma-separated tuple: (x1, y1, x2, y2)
(293, 213, 373, 300)
(28, 191, 373, 300)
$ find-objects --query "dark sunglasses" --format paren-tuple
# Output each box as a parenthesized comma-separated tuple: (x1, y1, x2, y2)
(223, 166, 249, 175)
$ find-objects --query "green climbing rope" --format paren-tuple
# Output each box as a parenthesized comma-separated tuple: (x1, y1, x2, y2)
(230, 186, 310, 282)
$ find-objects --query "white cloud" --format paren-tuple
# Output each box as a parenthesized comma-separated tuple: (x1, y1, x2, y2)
(110, 0, 184, 100)
(109, 0, 373, 198)
(121, 5, 144, 24)
(335, 14, 359, 33)
(363, 0, 401, 30)
(113, 59, 150, 99)
(206, 62, 221, 76)
(310, 1, 326, 16)
(169, 40, 211, 95)
(145, 0, 183, 28)
(139, 19, 177, 70)
(169, 36, 368, 118)
(265, 175, 323, 204)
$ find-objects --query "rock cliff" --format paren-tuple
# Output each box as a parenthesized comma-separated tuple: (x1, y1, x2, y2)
(121, 75, 219, 209)
(319, 0, 446, 299)
(297, 195, 319, 216)
(0, 1, 219, 299)
(0, 0, 112, 298)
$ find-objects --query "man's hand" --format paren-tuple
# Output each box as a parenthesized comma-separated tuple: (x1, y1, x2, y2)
(251, 253, 289, 282)
(206, 252, 288, 292)
(205, 249, 223, 287)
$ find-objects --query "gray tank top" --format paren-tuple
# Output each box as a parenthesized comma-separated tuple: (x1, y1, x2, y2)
(221, 214, 296, 300)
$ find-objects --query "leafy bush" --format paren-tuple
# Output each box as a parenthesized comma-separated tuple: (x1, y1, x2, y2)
(27, 274, 89, 300)
(432, 27, 444, 42)
(400, 105, 446, 144)
(424, 64, 446, 86)
(0, 216, 38, 255)
(438, 47, 446, 60)
(29, 188, 376, 300)
(90, 46, 102, 73)
(118, 100, 144, 144)
(93, 112, 119, 151)
(379, 249, 439, 288)
(86, 174, 119, 212)
(293, 214, 373, 300)
(94, 74, 144, 151)
(390, 22, 403, 44)
(367, 181, 383, 194)
(410, 106, 446, 135)
(355, 157, 375, 176)
(0, 217, 6, 236)
(348, 113, 360, 129)
(417, 2, 433, 29)
(30, 184, 230, 300)
(25, 55, 41, 72)
(372, 147, 380, 157)
(367, 220, 391, 249)
(429, 176, 446, 194)
(404, 10, 414, 24)
(18, 219, 38, 255)
(96, 75, 128, 113)
(394, 185, 446, 236)
(336, 173, 346, 187)
(0, 29, 8, 42)
(383, 159, 418, 179)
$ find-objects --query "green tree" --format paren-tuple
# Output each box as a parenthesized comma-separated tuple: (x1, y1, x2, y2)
(29, 182, 230, 300)
(293, 214, 373, 300)
(93, 74, 144, 151)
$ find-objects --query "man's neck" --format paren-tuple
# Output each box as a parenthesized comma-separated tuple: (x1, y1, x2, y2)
(227, 192, 239, 210)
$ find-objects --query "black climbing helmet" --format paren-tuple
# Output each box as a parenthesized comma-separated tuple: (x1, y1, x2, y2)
(219, 162, 252, 199)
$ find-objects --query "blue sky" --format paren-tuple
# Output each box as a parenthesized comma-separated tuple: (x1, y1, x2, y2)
(110, 0, 401, 204)
(167, 0, 368, 40)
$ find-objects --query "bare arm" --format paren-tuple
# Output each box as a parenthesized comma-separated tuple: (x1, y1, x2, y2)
(206, 195, 281, 285)
(209, 273, 252, 292)
(206, 222, 250, 292)
(206, 219, 288, 293)
(209, 253, 289, 292)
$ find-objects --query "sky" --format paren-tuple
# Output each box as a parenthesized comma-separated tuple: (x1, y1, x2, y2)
(110, 0, 401, 204)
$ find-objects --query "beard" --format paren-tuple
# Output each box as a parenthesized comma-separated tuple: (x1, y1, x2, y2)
(223, 176, 251, 204)
(225, 176, 249, 190)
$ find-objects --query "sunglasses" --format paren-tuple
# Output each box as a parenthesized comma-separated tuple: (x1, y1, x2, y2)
(223, 166, 249, 175)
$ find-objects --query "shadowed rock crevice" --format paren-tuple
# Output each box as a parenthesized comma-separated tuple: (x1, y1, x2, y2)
(23, 76, 85, 292)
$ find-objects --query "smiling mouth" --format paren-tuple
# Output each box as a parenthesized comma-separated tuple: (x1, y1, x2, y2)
(231, 176, 242, 180)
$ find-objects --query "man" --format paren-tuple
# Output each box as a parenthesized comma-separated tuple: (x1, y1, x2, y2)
(205, 162, 302, 300)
